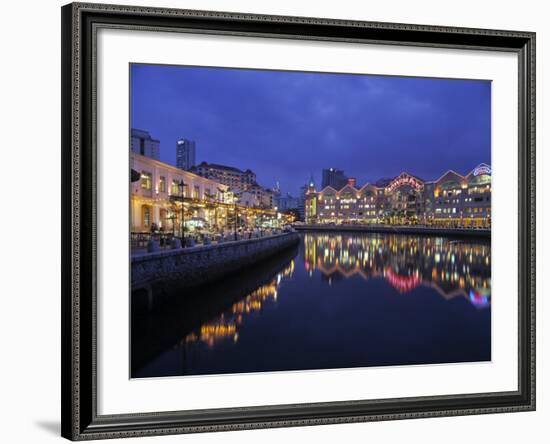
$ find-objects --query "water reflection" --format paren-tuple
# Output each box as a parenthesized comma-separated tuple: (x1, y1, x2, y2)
(304, 233, 491, 307)
(132, 232, 491, 378)
(182, 261, 295, 348)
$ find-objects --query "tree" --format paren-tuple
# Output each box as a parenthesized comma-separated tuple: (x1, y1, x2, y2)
(283, 208, 300, 222)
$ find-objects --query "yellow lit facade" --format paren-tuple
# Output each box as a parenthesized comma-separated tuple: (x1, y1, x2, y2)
(305, 163, 491, 228)
(131, 152, 231, 234)
(131, 153, 292, 235)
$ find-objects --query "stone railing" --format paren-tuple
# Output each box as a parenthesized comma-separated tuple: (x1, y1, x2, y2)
(131, 232, 299, 289)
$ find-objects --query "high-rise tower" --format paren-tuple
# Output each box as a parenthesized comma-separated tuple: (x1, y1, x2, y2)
(176, 138, 196, 170)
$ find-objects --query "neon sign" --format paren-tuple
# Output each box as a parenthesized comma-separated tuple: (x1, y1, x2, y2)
(473, 165, 491, 176)
(387, 174, 424, 193)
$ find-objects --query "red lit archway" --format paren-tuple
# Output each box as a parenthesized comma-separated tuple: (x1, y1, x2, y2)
(387, 173, 424, 193)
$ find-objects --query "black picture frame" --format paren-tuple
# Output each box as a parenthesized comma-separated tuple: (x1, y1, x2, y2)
(61, 2, 536, 440)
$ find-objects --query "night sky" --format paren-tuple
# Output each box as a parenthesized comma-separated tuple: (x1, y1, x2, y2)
(131, 64, 491, 196)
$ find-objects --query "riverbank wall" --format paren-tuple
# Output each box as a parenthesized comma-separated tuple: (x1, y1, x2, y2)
(131, 232, 300, 289)
(294, 224, 490, 238)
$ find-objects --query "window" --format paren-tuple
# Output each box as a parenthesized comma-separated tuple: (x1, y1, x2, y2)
(194, 185, 200, 199)
(159, 176, 166, 193)
(143, 206, 151, 227)
(172, 180, 188, 196)
(171, 180, 180, 195)
(141, 171, 152, 190)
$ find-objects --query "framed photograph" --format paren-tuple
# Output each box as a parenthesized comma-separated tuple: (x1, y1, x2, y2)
(61, 2, 536, 440)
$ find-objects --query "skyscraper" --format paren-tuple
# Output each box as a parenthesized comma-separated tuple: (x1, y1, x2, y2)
(176, 138, 196, 170)
(130, 128, 160, 160)
(322, 168, 348, 189)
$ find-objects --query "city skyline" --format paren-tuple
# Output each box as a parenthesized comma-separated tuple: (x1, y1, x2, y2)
(131, 64, 491, 196)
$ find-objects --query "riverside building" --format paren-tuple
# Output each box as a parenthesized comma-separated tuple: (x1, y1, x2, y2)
(131, 153, 286, 236)
(237, 184, 277, 209)
(190, 162, 256, 193)
(305, 164, 491, 228)
(131, 152, 230, 234)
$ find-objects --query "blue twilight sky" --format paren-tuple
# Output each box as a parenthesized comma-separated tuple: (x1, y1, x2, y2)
(130, 64, 491, 196)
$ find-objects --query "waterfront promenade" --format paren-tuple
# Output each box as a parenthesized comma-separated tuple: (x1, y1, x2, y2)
(294, 224, 490, 238)
(131, 231, 299, 291)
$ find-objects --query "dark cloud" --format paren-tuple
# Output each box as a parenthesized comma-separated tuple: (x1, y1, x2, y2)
(131, 64, 491, 195)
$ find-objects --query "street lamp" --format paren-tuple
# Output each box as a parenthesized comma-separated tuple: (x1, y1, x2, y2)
(217, 187, 226, 235)
(179, 180, 186, 245)
(233, 195, 238, 241)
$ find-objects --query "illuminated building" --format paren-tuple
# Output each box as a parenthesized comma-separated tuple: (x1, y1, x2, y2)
(131, 152, 230, 233)
(130, 153, 290, 235)
(427, 165, 492, 227)
(237, 183, 276, 209)
(298, 176, 315, 220)
(191, 161, 257, 192)
(305, 164, 491, 228)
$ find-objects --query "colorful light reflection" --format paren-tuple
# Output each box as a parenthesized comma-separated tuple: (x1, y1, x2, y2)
(469, 289, 490, 308)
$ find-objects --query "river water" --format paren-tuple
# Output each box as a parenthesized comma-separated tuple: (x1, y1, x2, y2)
(131, 231, 491, 378)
